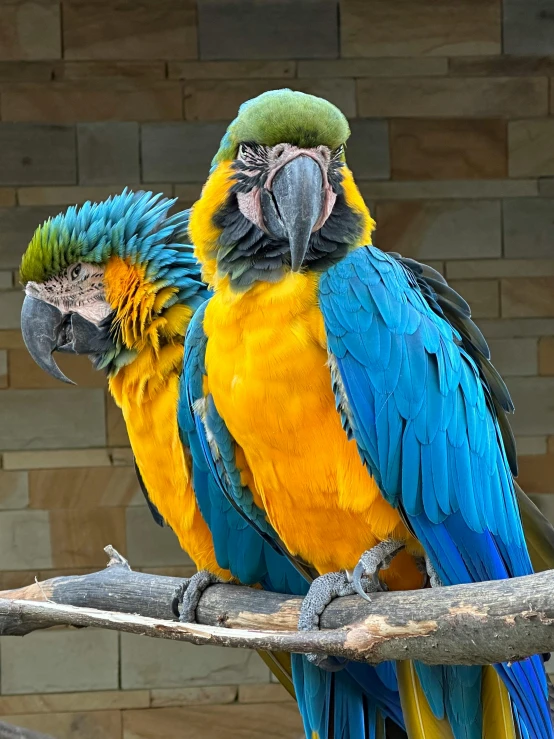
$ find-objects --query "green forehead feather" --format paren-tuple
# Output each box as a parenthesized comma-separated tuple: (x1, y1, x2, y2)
(212, 89, 350, 169)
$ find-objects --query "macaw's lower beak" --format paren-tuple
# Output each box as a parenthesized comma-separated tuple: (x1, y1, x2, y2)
(21, 295, 108, 385)
(268, 155, 324, 272)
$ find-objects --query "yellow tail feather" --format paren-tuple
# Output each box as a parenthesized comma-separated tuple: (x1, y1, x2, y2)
(481, 665, 517, 739)
(397, 661, 454, 739)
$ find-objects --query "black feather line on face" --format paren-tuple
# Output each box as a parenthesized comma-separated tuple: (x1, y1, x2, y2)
(88, 310, 119, 374)
(213, 164, 364, 289)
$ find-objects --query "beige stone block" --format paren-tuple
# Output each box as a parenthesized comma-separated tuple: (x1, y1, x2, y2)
(49, 507, 127, 567)
(487, 338, 538, 376)
(2, 84, 183, 123)
(0, 291, 24, 330)
(0, 189, 16, 206)
(448, 279, 499, 318)
(17, 183, 173, 206)
(374, 201, 501, 260)
(298, 58, 448, 78)
(0, 470, 29, 509)
(184, 79, 356, 121)
(446, 259, 554, 280)
(0, 271, 14, 288)
(123, 703, 303, 738)
(77, 122, 140, 186)
(506, 377, 554, 435)
(8, 350, 105, 389)
(121, 634, 269, 689)
(106, 394, 130, 447)
(516, 455, 554, 495)
(391, 119, 507, 180)
(56, 61, 166, 80)
(238, 684, 294, 703)
(29, 467, 139, 509)
(341, 0, 500, 57)
(539, 336, 554, 376)
(0, 1, 60, 61)
(478, 318, 554, 339)
(449, 56, 554, 76)
(63, 0, 196, 60)
(1, 629, 119, 695)
(136, 564, 196, 578)
(150, 686, 237, 708)
(509, 120, 554, 177)
(2, 448, 112, 470)
(501, 278, 554, 318)
(503, 198, 554, 259)
(538, 178, 554, 197)
(0, 61, 54, 82)
(126, 506, 193, 567)
(0, 123, 76, 186)
(0, 510, 51, 569)
(359, 179, 537, 201)
(2, 711, 121, 739)
(173, 184, 203, 207)
(0, 388, 105, 450)
(110, 447, 134, 466)
(357, 77, 548, 118)
(169, 61, 296, 80)
(0, 690, 149, 715)
(515, 437, 548, 456)
(0, 348, 7, 388)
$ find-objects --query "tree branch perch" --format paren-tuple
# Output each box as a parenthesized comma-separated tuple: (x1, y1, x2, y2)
(1, 547, 554, 666)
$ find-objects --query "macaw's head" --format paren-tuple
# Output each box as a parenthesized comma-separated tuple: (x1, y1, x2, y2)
(19, 190, 208, 385)
(189, 89, 374, 289)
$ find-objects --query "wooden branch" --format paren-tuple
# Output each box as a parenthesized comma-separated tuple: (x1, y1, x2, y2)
(0, 721, 55, 739)
(1, 547, 554, 665)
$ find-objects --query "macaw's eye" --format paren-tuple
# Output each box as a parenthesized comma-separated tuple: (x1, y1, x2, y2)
(70, 263, 82, 280)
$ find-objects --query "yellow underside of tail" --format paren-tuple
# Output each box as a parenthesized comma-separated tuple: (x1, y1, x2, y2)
(397, 662, 516, 739)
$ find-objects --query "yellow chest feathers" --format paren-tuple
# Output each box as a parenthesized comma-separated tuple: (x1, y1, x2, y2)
(203, 274, 416, 578)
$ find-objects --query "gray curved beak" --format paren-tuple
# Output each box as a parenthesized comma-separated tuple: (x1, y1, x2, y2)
(269, 156, 323, 272)
(21, 294, 75, 384)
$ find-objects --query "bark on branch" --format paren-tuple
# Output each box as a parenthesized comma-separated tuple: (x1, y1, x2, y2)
(1, 547, 554, 666)
(0, 721, 55, 739)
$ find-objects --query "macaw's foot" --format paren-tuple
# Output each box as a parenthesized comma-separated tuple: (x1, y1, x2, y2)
(172, 570, 222, 623)
(298, 570, 381, 670)
(420, 554, 442, 588)
(352, 539, 405, 602)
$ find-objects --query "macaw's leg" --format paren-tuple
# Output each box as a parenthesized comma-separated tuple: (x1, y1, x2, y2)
(352, 539, 406, 602)
(297, 570, 382, 670)
(172, 570, 224, 623)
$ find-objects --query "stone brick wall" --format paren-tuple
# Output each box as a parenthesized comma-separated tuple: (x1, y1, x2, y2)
(0, 1, 554, 737)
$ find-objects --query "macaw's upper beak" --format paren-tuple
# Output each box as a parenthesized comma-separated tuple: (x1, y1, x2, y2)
(266, 155, 324, 272)
(21, 295, 109, 385)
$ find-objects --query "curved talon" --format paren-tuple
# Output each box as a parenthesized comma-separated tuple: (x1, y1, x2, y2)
(352, 562, 374, 602)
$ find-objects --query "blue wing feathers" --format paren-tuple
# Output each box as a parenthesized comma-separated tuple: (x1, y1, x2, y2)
(319, 246, 553, 739)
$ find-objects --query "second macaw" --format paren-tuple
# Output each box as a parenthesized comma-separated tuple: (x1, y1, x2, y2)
(19, 190, 407, 739)
(186, 89, 554, 739)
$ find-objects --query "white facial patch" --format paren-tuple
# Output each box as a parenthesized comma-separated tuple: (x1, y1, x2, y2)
(25, 262, 112, 325)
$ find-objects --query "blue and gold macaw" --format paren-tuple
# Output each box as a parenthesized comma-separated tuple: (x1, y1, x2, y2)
(19, 190, 407, 739)
(185, 88, 554, 739)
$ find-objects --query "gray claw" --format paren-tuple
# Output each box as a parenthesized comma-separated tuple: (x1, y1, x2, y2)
(351, 539, 405, 602)
(352, 561, 374, 603)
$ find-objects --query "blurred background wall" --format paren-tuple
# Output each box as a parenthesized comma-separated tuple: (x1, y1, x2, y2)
(0, 1, 553, 737)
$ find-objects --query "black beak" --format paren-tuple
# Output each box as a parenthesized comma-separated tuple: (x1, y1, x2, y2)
(268, 156, 323, 272)
(21, 295, 109, 385)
